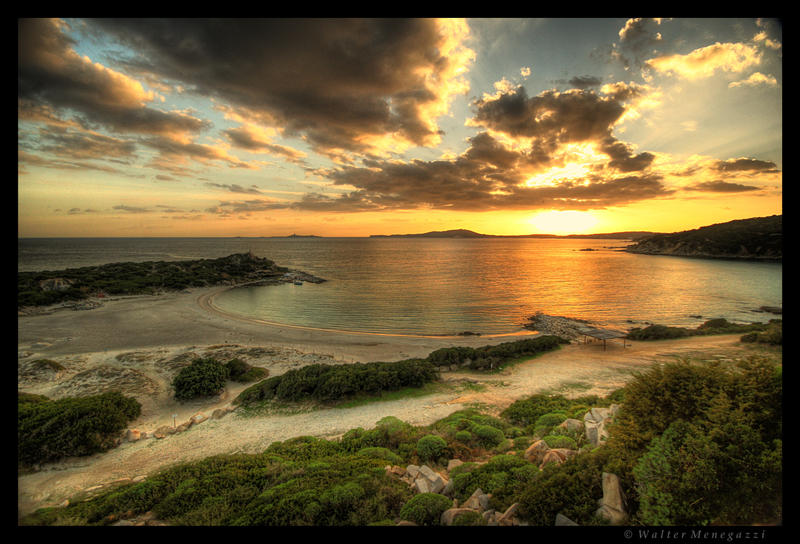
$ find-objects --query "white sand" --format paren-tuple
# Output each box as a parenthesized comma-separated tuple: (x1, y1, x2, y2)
(17, 286, 758, 517)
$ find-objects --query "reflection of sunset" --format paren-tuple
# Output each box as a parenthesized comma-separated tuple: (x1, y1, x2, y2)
(529, 210, 599, 235)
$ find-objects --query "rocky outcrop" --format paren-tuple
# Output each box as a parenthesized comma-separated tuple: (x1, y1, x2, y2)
(583, 405, 620, 446)
(523, 312, 593, 339)
(595, 472, 629, 525)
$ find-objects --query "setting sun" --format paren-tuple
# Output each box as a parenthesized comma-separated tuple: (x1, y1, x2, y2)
(529, 210, 600, 235)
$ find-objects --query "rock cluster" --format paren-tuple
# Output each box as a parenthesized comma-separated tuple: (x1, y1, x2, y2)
(584, 405, 620, 446)
(523, 312, 592, 340)
(386, 463, 524, 526)
(124, 406, 235, 442)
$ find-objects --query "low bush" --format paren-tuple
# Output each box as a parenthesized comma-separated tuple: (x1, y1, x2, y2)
(224, 358, 268, 383)
(172, 358, 229, 401)
(18, 391, 141, 466)
(740, 320, 782, 345)
(426, 335, 568, 371)
(398, 493, 452, 526)
(542, 435, 578, 450)
(416, 435, 447, 462)
(234, 359, 438, 405)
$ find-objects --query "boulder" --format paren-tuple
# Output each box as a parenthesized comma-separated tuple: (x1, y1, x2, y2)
(558, 418, 584, 433)
(595, 472, 628, 525)
(524, 439, 550, 464)
(463, 488, 490, 512)
(125, 429, 141, 442)
(441, 507, 477, 526)
(191, 413, 208, 425)
(539, 449, 567, 469)
(583, 404, 620, 446)
(497, 502, 520, 526)
(414, 465, 446, 494)
(153, 425, 175, 439)
(555, 513, 579, 526)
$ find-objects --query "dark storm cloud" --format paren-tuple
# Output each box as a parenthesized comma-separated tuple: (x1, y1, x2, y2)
(686, 180, 761, 193)
(87, 18, 467, 155)
(18, 18, 211, 140)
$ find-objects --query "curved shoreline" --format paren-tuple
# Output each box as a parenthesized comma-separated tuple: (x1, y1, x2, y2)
(200, 284, 539, 340)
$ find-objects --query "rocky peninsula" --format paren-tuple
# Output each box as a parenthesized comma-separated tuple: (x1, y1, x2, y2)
(624, 215, 781, 261)
(18, 252, 325, 312)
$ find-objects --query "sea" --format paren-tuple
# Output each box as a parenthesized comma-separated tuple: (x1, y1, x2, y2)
(18, 237, 782, 337)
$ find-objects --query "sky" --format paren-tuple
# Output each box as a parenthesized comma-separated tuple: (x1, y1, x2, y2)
(18, 18, 782, 237)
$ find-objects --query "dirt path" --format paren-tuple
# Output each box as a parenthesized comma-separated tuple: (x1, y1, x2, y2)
(17, 331, 755, 518)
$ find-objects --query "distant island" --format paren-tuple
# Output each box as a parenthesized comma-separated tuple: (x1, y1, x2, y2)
(370, 229, 655, 240)
(625, 215, 781, 261)
(17, 252, 325, 309)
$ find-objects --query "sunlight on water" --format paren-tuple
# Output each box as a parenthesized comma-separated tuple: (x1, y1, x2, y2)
(19, 237, 781, 337)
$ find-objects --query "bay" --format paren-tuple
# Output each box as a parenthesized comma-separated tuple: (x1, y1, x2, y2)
(18, 237, 782, 336)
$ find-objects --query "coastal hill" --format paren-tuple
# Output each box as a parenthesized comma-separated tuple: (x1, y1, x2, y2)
(624, 215, 782, 260)
(370, 229, 654, 240)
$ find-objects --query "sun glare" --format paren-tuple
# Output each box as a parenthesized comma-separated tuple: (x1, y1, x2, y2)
(529, 210, 600, 235)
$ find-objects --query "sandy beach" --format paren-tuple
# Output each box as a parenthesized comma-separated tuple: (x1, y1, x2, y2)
(17, 286, 762, 517)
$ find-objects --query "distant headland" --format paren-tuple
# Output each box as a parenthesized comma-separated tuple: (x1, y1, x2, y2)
(624, 215, 781, 261)
(369, 229, 655, 240)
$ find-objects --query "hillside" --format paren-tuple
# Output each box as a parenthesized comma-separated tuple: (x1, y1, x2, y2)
(624, 215, 781, 260)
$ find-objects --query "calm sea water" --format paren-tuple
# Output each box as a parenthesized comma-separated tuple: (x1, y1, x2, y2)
(18, 237, 782, 336)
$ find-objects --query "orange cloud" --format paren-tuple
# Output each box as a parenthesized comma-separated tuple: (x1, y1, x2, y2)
(645, 42, 762, 80)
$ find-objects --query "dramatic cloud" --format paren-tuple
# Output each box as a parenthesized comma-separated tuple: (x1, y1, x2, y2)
(18, 18, 210, 141)
(286, 83, 672, 213)
(87, 18, 475, 158)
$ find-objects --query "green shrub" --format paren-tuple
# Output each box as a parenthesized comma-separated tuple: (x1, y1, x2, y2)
(18, 391, 141, 466)
(356, 447, 403, 465)
(452, 510, 485, 525)
(741, 320, 782, 345)
(454, 430, 473, 443)
(417, 435, 447, 462)
(626, 324, 690, 340)
(172, 358, 229, 400)
(399, 493, 452, 525)
(471, 424, 505, 447)
(534, 412, 568, 430)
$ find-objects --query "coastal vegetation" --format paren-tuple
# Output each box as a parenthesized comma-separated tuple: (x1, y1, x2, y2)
(625, 215, 781, 260)
(18, 391, 141, 468)
(17, 252, 317, 309)
(626, 318, 781, 345)
(19, 351, 781, 526)
(233, 336, 568, 407)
